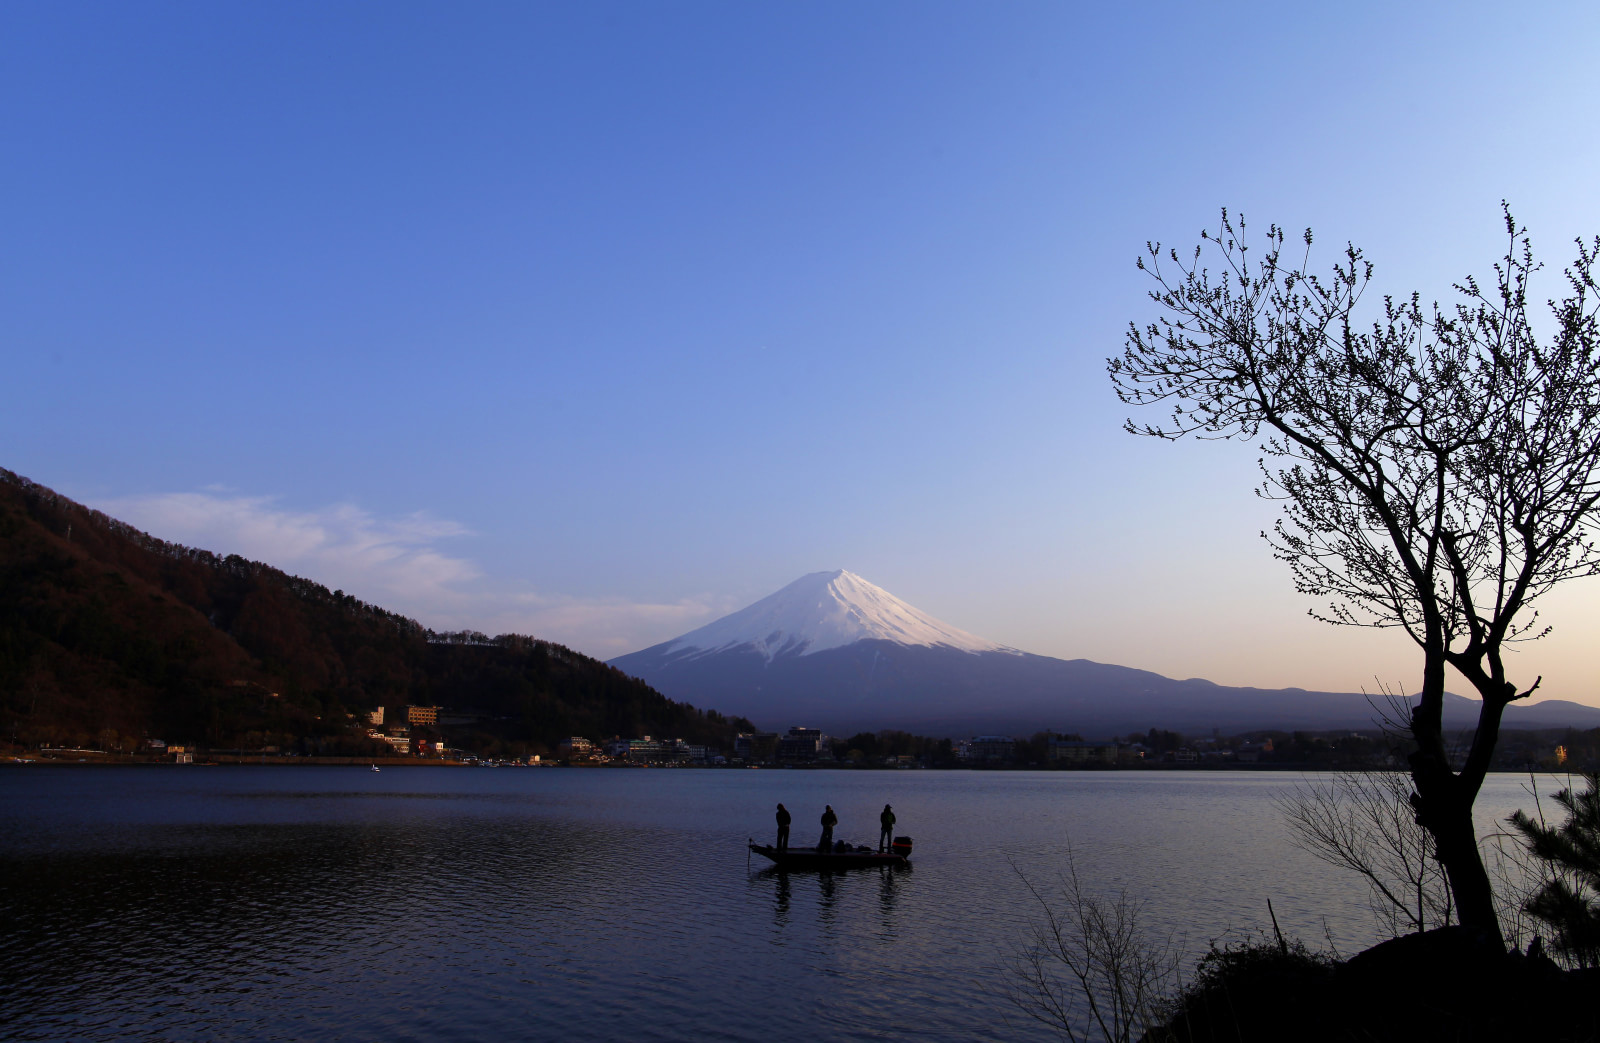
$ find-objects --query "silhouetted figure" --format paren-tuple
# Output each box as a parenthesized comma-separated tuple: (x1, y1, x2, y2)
(775, 803, 791, 852)
(817, 804, 837, 852)
(878, 804, 896, 852)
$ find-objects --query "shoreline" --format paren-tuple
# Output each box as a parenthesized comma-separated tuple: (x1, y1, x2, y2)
(0, 755, 1563, 774)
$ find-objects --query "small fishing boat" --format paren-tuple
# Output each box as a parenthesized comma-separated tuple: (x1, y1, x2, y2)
(749, 837, 912, 870)
(370, 764, 380, 772)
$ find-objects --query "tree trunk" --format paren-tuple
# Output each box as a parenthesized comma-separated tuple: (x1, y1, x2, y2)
(1408, 652, 1506, 950)
(1410, 751, 1503, 944)
(1425, 782, 1502, 947)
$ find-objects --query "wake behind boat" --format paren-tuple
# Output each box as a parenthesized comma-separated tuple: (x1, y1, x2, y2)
(749, 837, 912, 870)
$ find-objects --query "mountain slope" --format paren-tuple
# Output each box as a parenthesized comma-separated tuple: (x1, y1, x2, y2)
(0, 468, 749, 752)
(612, 571, 1600, 737)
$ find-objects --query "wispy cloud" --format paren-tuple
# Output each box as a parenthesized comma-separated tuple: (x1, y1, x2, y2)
(97, 491, 481, 606)
(92, 489, 726, 659)
(474, 592, 737, 659)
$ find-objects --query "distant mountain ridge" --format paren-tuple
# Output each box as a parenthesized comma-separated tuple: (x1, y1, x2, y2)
(611, 571, 1600, 737)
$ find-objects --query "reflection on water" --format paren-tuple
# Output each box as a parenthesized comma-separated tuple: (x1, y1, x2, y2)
(767, 868, 792, 921)
(878, 864, 905, 932)
(0, 767, 1547, 1042)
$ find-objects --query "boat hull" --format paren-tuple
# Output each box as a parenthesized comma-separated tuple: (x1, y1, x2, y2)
(748, 843, 908, 870)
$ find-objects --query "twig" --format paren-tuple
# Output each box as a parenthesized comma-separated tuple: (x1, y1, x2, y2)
(1267, 899, 1288, 956)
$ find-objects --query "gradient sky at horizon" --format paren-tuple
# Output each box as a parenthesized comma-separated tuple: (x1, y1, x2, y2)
(5, 2, 1599, 706)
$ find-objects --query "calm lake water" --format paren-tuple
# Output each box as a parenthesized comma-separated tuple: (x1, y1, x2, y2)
(0, 767, 1551, 1042)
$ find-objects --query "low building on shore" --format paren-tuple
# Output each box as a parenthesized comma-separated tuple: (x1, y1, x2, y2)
(1046, 740, 1121, 765)
(368, 729, 411, 755)
(405, 705, 441, 726)
(963, 736, 1016, 764)
(735, 732, 779, 763)
(776, 727, 825, 762)
(559, 737, 595, 760)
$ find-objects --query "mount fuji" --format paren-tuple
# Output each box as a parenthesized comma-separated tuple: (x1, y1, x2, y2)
(609, 570, 1600, 737)
(647, 569, 1017, 661)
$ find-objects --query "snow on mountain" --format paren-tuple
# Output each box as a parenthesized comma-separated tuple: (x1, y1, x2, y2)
(663, 569, 1016, 661)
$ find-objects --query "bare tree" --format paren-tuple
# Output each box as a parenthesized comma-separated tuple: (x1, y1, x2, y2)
(1006, 856, 1179, 1043)
(1110, 207, 1600, 947)
(1278, 771, 1452, 937)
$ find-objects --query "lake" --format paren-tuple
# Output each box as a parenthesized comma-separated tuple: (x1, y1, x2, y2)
(0, 767, 1553, 1042)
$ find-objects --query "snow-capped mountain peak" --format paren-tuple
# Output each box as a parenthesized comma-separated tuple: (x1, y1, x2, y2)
(664, 569, 1014, 661)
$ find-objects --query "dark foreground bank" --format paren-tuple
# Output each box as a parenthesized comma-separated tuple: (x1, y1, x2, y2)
(1148, 928, 1598, 1043)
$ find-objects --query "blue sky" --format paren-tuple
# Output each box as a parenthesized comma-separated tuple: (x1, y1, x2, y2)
(5, 2, 1599, 705)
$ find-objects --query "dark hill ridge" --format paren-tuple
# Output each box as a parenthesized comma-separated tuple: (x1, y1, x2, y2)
(0, 468, 749, 753)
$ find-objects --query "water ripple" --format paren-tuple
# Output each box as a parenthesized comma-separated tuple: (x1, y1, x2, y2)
(0, 767, 1545, 1041)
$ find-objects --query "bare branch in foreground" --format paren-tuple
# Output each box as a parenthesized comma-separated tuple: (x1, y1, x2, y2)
(1005, 853, 1179, 1043)
(1278, 771, 1452, 937)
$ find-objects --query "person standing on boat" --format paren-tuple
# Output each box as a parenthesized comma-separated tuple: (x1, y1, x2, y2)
(818, 804, 837, 852)
(775, 803, 791, 852)
(878, 804, 896, 852)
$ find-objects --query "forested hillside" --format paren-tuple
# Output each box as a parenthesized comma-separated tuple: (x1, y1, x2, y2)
(0, 468, 749, 755)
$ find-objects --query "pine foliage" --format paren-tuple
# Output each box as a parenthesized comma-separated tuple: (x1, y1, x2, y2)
(1509, 772, 1600, 968)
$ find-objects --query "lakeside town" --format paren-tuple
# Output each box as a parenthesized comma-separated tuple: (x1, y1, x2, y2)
(13, 707, 1592, 773)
